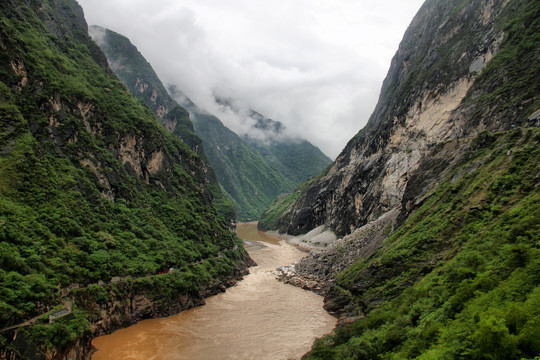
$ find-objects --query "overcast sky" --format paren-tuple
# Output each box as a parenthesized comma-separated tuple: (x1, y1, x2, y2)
(79, 0, 424, 159)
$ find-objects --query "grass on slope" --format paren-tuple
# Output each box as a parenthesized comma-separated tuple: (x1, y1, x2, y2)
(306, 128, 540, 359)
(259, 163, 333, 231)
(0, 0, 246, 354)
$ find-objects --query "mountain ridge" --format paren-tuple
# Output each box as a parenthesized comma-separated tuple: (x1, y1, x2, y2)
(0, 1, 251, 357)
(90, 26, 332, 221)
(88, 25, 236, 221)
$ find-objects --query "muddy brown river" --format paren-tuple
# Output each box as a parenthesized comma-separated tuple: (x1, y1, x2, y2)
(92, 222, 336, 360)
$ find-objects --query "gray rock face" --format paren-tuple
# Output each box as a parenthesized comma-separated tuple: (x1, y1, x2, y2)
(273, 0, 532, 238)
(275, 210, 398, 313)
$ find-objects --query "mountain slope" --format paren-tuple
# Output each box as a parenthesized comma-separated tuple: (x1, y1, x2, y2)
(90, 27, 331, 221)
(240, 109, 332, 185)
(262, 0, 539, 237)
(302, 127, 540, 359)
(214, 101, 332, 186)
(188, 107, 297, 220)
(90, 28, 293, 221)
(260, 0, 539, 358)
(88, 25, 235, 221)
(188, 104, 332, 220)
(0, 0, 250, 358)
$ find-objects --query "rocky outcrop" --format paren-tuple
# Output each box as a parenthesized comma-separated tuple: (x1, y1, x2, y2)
(88, 273, 245, 336)
(275, 210, 398, 316)
(272, 0, 538, 238)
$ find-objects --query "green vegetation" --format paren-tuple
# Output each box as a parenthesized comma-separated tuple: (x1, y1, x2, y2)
(91, 26, 236, 222)
(242, 116, 332, 186)
(192, 111, 298, 220)
(259, 163, 332, 230)
(466, 0, 540, 120)
(18, 309, 91, 354)
(306, 128, 540, 359)
(0, 0, 247, 355)
(257, 192, 298, 231)
(91, 26, 331, 221)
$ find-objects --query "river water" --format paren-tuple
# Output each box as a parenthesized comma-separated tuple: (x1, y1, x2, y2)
(92, 222, 336, 360)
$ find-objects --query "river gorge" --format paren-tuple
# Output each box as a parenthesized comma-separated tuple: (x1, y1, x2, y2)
(91, 222, 336, 360)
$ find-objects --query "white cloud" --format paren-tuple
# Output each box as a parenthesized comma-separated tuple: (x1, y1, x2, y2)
(79, 0, 424, 158)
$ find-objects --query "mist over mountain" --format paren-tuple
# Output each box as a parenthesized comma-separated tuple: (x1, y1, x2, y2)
(90, 26, 331, 221)
(79, 0, 428, 159)
(214, 99, 333, 185)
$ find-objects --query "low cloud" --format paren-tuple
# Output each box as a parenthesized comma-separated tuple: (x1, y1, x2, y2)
(87, 24, 106, 47)
(79, 0, 424, 158)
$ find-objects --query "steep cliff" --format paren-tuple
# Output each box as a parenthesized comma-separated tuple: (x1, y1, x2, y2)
(264, 0, 539, 237)
(0, 0, 251, 358)
(258, 0, 540, 358)
(88, 26, 235, 221)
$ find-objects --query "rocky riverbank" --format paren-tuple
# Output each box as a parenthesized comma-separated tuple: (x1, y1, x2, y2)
(272, 210, 399, 319)
(84, 254, 255, 358)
